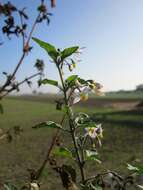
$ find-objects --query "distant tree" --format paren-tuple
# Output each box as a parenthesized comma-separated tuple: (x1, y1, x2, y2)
(32, 89, 37, 95)
(136, 84, 143, 91)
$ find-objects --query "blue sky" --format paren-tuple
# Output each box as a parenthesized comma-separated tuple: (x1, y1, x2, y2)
(1, 0, 143, 93)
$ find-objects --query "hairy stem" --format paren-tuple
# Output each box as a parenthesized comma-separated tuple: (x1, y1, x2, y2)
(57, 64, 86, 183)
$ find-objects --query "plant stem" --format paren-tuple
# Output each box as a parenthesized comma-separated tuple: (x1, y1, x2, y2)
(57, 64, 86, 183)
(0, 72, 41, 99)
(69, 119, 86, 183)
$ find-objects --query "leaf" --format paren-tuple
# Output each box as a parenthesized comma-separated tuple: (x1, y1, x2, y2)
(74, 112, 89, 125)
(53, 147, 72, 158)
(127, 163, 139, 172)
(137, 165, 143, 175)
(94, 186, 103, 190)
(61, 46, 79, 60)
(81, 184, 102, 190)
(85, 150, 101, 163)
(77, 77, 87, 85)
(127, 163, 143, 174)
(138, 185, 143, 189)
(78, 121, 97, 129)
(33, 121, 62, 130)
(4, 183, 18, 190)
(86, 150, 98, 157)
(0, 104, 4, 114)
(59, 165, 77, 188)
(32, 37, 59, 61)
(65, 75, 78, 88)
(39, 79, 58, 87)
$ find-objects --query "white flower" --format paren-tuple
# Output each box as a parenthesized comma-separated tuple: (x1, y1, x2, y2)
(70, 87, 90, 105)
(30, 182, 40, 190)
(89, 81, 104, 96)
(69, 80, 104, 105)
(85, 127, 97, 139)
(85, 124, 103, 139)
(95, 124, 103, 138)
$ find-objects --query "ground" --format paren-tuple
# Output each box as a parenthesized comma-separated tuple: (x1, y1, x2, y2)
(0, 95, 143, 189)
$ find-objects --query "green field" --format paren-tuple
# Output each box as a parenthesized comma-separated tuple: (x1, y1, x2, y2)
(0, 96, 143, 189)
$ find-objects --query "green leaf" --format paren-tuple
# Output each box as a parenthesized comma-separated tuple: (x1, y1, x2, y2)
(85, 150, 101, 163)
(127, 163, 139, 172)
(137, 165, 143, 175)
(77, 77, 87, 85)
(138, 185, 143, 189)
(78, 121, 97, 129)
(127, 164, 143, 175)
(0, 104, 4, 114)
(74, 112, 89, 125)
(33, 121, 62, 130)
(65, 75, 78, 88)
(94, 186, 103, 190)
(61, 46, 79, 60)
(53, 147, 72, 158)
(4, 183, 18, 190)
(32, 37, 59, 61)
(39, 79, 58, 87)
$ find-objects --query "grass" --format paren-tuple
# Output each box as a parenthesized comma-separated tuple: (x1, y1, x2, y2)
(105, 91, 143, 100)
(0, 96, 143, 189)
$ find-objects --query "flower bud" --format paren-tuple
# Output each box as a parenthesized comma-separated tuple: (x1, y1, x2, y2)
(75, 79, 82, 87)
(51, 0, 56, 7)
(69, 64, 73, 72)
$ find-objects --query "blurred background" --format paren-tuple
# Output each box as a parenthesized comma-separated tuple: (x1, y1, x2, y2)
(0, 1, 143, 189)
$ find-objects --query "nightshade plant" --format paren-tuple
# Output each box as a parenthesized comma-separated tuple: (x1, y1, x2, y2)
(0, 2, 142, 190)
(32, 37, 103, 190)
(31, 38, 138, 190)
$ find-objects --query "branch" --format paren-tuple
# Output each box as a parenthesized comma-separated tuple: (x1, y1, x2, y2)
(10, 13, 41, 81)
(36, 114, 66, 180)
(0, 72, 41, 99)
(84, 171, 124, 184)
(19, 9, 25, 49)
(0, 11, 41, 97)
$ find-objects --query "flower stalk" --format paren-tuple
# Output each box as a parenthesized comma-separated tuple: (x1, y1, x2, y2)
(57, 63, 86, 183)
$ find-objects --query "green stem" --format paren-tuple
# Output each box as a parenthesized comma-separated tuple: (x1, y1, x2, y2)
(57, 64, 86, 183)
